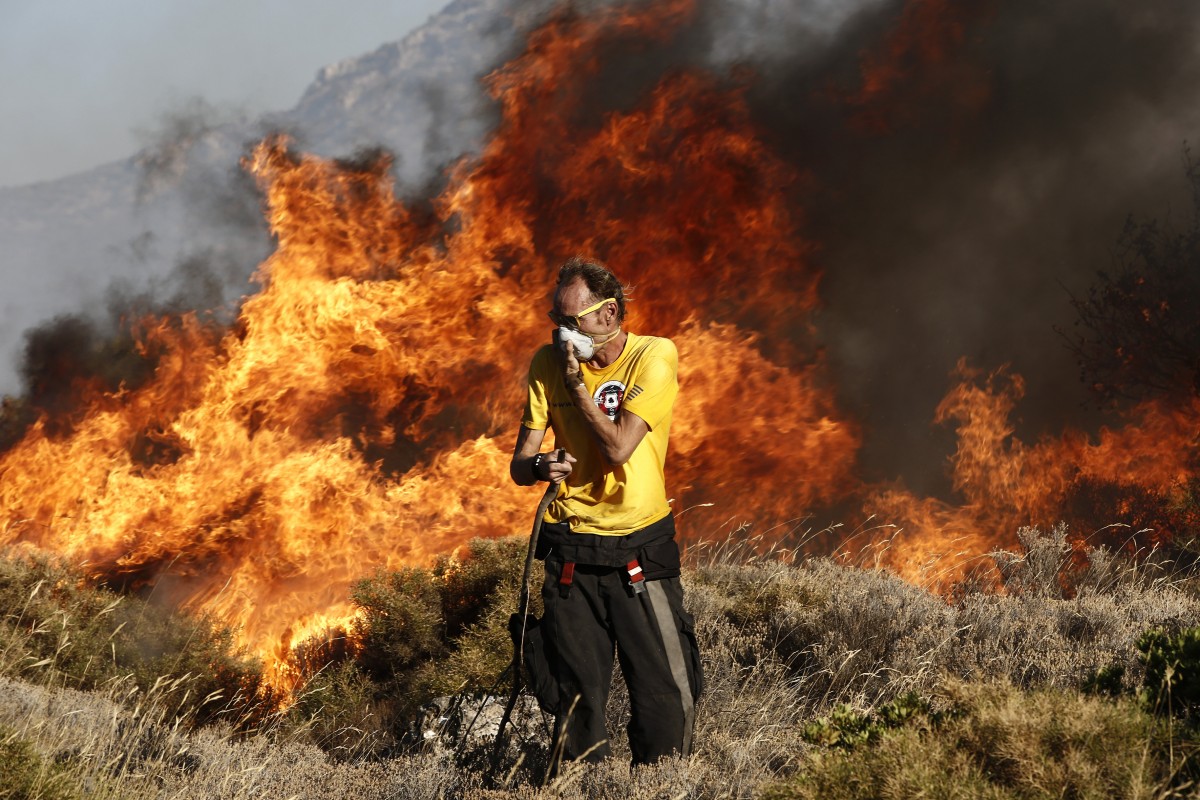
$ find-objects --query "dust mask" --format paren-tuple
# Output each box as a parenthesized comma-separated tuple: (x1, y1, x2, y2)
(557, 326, 620, 361)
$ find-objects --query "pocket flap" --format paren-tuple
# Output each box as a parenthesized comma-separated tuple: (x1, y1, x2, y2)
(639, 538, 681, 580)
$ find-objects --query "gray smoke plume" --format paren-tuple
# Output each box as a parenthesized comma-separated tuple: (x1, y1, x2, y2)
(8, 96, 273, 431)
(0, 0, 537, 400)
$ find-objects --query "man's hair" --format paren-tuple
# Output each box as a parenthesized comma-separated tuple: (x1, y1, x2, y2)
(556, 256, 631, 322)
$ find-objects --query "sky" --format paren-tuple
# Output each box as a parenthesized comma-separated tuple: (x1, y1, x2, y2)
(0, 0, 451, 188)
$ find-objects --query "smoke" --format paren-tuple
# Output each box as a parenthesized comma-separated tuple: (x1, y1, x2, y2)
(6, 99, 273, 445)
(133, 97, 242, 201)
(703, 0, 1200, 495)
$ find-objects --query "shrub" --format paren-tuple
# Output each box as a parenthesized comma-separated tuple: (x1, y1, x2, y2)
(0, 551, 268, 727)
(349, 536, 527, 709)
(801, 693, 933, 749)
(1137, 626, 1200, 719)
(0, 723, 81, 800)
(1081, 663, 1126, 698)
(990, 524, 1073, 599)
(289, 659, 394, 761)
(764, 680, 1171, 800)
(287, 536, 530, 756)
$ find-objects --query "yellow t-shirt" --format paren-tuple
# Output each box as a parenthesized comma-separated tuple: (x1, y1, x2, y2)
(521, 332, 678, 535)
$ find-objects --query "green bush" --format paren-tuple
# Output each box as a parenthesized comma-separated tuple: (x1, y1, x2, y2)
(1081, 663, 1126, 698)
(349, 536, 527, 710)
(802, 693, 933, 749)
(1094, 624, 1200, 720)
(351, 566, 445, 691)
(766, 681, 1171, 800)
(1137, 626, 1200, 719)
(0, 551, 268, 727)
(0, 724, 81, 800)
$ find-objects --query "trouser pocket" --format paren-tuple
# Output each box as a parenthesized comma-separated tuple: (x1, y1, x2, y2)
(638, 538, 681, 581)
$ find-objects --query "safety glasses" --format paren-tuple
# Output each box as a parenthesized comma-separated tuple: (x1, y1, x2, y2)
(547, 297, 615, 329)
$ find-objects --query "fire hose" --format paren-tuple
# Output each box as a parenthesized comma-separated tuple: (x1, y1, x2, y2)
(490, 447, 565, 767)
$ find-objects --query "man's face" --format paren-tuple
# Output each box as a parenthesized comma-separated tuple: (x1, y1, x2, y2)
(551, 278, 614, 335)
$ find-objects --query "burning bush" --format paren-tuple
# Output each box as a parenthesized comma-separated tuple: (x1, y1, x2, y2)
(1065, 161, 1200, 408)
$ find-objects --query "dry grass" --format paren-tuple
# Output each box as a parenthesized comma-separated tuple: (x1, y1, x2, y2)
(2, 526, 1200, 798)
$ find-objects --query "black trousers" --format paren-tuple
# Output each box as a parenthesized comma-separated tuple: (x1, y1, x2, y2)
(540, 561, 701, 765)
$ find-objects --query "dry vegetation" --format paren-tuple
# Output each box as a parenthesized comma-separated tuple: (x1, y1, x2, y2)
(4, 526, 1200, 799)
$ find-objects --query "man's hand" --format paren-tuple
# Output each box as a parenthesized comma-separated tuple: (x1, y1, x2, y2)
(535, 448, 577, 484)
(512, 430, 578, 486)
(559, 340, 584, 391)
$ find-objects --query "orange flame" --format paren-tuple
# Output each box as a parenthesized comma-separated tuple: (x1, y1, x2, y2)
(863, 361, 1200, 586)
(0, 0, 858, 680)
(2, 0, 1197, 682)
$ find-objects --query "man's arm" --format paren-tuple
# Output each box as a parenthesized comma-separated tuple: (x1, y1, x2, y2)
(558, 339, 650, 465)
(565, 382, 650, 466)
(510, 425, 575, 485)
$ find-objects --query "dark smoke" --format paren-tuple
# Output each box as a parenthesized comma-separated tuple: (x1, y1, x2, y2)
(15, 314, 155, 441)
(2, 101, 274, 445)
(727, 0, 1200, 495)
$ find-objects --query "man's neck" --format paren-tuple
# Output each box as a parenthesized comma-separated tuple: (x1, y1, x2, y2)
(586, 329, 628, 369)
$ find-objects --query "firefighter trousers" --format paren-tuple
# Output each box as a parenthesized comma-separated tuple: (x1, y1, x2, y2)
(540, 561, 702, 765)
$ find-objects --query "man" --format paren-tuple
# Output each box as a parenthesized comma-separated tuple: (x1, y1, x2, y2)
(509, 256, 702, 766)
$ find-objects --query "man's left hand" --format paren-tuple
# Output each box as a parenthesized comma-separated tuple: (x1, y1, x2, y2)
(561, 341, 584, 390)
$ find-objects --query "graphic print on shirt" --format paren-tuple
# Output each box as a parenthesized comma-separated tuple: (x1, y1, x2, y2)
(593, 380, 626, 421)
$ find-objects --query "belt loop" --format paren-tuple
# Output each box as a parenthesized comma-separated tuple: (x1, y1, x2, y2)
(558, 561, 575, 599)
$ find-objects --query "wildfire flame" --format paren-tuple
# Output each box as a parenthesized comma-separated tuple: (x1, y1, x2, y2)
(863, 361, 1200, 584)
(0, 0, 857, 680)
(2, 0, 1198, 683)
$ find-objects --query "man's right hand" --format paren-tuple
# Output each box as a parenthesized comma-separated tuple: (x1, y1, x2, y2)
(511, 427, 577, 487)
(535, 448, 576, 484)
